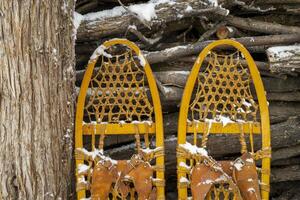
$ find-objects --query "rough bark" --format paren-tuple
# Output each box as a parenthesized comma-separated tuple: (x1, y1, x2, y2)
(0, 1, 75, 199)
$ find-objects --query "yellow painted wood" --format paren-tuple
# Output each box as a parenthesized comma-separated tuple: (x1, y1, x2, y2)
(186, 122, 261, 134)
(75, 39, 165, 199)
(177, 39, 271, 200)
(82, 123, 156, 135)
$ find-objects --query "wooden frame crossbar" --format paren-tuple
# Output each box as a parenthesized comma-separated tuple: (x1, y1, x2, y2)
(186, 122, 261, 134)
(82, 123, 156, 135)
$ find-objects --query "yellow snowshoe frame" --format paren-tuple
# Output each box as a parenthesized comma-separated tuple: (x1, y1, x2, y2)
(75, 39, 165, 199)
(177, 39, 271, 199)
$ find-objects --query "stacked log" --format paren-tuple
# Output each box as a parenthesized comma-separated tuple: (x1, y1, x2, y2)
(74, 0, 300, 198)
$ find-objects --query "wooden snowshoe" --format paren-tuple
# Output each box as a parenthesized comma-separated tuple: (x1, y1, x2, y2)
(176, 39, 271, 200)
(75, 39, 165, 200)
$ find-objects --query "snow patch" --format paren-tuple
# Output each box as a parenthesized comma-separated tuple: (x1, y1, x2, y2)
(179, 142, 208, 156)
(179, 162, 191, 170)
(208, 0, 218, 7)
(248, 188, 255, 193)
(84, 6, 126, 21)
(185, 5, 193, 12)
(141, 147, 162, 154)
(234, 162, 243, 171)
(73, 12, 84, 31)
(242, 98, 252, 107)
(216, 115, 233, 127)
(90, 45, 112, 62)
(179, 177, 190, 183)
(128, 24, 137, 30)
(138, 53, 147, 66)
(227, 26, 233, 33)
(198, 179, 213, 185)
(129, 3, 157, 21)
(78, 164, 90, 174)
(73, 12, 84, 40)
(83, 0, 175, 22)
(215, 175, 228, 182)
(267, 45, 300, 59)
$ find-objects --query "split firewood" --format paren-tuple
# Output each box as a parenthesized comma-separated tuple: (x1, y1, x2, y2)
(224, 15, 300, 35)
(271, 165, 300, 182)
(77, 0, 228, 42)
(144, 34, 300, 64)
(266, 45, 300, 74)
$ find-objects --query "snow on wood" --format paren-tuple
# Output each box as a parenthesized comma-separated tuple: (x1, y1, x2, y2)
(217, 115, 234, 127)
(77, 164, 90, 174)
(199, 179, 214, 185)
(246, 158, 254, 163)
(84, 6, 126, 21)
(267, 45, 300, 74)
(179, 162, 191, 170)
(129, 2, 157, 21)
(179, 142, 208, 156)
(234, 162, 243, 171)
(77, 148, 118, 164)
(83, 0, 174, 23)
(73, 12, 84, 39)
(215, 175, 228, 182)
(185, 5, 193, 13)
(247, 187, 255, 193)
(74, 12, 84, 30)
(207, 0, 218, 7)
(138, 53, 147, 66)
(179, 177, 190, 183)
(140, 147, 163, 154)
(89, 45, 112, 61)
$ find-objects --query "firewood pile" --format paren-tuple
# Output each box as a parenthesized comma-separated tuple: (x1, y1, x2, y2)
(74, 0, 300, 198)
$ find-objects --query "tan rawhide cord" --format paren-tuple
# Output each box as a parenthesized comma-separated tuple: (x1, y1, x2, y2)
(84, 48, 153, 123)
(190, 51, 258, 122)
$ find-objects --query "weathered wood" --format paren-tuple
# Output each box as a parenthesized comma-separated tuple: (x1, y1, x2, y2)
(254, 0, 300, 4)
(266, 45, 300, 74)
(144, 34, 300, 64)
(273, 144, 300, 161)
(271, 165, 300, 182)
(225, 15, 300, 34)
(76, 47, 271, 71)
(262, 76, 300, 92)
(77, 0, 228, 42)
(272, 157, 300, 166)
(76, 34, 300, 67)
(0, 1, 75, 199)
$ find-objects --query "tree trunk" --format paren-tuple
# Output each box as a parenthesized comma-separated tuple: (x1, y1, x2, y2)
(0, 1, 75, 199)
